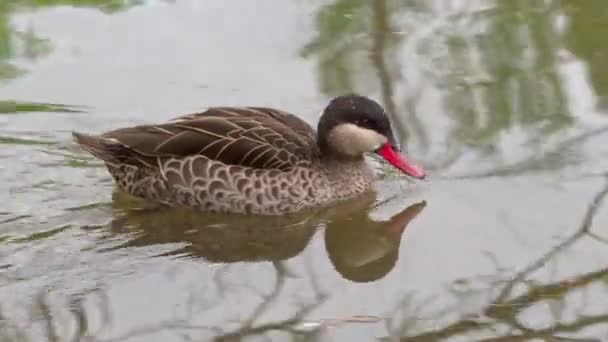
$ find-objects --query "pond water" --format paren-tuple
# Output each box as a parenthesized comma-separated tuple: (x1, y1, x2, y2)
(2, 1, 608, 341)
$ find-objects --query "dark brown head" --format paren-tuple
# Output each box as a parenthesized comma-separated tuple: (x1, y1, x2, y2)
(318, 94, 426, 179)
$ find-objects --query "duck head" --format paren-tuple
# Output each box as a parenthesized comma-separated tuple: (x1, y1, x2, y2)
(318, 94, 427, 180)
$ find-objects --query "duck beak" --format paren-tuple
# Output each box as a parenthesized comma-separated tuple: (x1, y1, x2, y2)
(375, 142, 427, 179)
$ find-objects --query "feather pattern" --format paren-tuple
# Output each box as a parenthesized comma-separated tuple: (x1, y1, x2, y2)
(98, 107, 318, 171)
(72, 95, 403, 215)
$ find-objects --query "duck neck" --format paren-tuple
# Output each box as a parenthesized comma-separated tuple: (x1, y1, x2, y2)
(319, 154, 375, 198)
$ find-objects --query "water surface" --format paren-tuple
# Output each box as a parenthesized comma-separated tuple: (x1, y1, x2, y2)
(1, 1, 608, 341)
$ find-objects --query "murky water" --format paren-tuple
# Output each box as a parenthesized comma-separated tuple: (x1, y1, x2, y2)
(2, 1, 608, 341)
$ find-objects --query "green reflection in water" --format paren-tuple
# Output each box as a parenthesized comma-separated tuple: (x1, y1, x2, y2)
(0, 100, 85, 113)
(0, 0, 146, 82)
(303, 0, 603, 173)
(0, 135, 55, 145)
(302, 0, 420, 145)
(561, 0, 608, 110)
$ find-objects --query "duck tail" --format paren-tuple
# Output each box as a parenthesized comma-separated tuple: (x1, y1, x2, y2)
(72, 131, 120, 165)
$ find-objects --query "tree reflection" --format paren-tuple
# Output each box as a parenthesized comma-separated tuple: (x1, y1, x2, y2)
(561, 0, 608, 110)
(384, 176, 608, 341)
(301, 0, 427, 148)
(443, 1, 571, 150)
(0, 0, 154, 113)
(303, 0, 607, 176)
(0, 0, 150, 82)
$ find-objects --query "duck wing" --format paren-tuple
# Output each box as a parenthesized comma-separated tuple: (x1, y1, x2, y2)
(76, 107, 319, 171)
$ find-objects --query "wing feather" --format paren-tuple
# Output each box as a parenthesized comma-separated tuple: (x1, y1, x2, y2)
(98, 106, 318, 170)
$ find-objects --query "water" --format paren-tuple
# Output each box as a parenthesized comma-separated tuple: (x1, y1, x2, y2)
(1, 1, 608, 341)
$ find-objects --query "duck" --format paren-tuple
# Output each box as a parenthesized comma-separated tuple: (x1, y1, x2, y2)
(72, 94, 426, 215)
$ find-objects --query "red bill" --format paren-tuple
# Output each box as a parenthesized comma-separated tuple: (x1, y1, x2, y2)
(375, 142, 427, 179)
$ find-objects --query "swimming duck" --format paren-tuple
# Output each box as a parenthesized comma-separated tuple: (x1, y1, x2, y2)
(72, 94, 426, 215)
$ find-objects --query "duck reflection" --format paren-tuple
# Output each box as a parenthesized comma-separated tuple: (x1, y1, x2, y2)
(106, 189, 426, 282)
(107, 189, 321, 262)
(325, 200, 426, 282)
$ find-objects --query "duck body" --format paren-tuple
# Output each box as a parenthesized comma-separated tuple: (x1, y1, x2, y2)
(73, 95, 426, 215)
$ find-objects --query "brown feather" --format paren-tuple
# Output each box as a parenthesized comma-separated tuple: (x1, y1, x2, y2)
(94, 107, 319, 171)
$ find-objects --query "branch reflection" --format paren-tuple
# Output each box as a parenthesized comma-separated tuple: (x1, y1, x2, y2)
(386, 177, 608, 341)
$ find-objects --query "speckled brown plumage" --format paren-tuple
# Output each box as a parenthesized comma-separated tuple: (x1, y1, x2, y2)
(73, 95, 424, 215)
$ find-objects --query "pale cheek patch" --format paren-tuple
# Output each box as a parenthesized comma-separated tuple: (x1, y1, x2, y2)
(328, 123, 387, 156)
